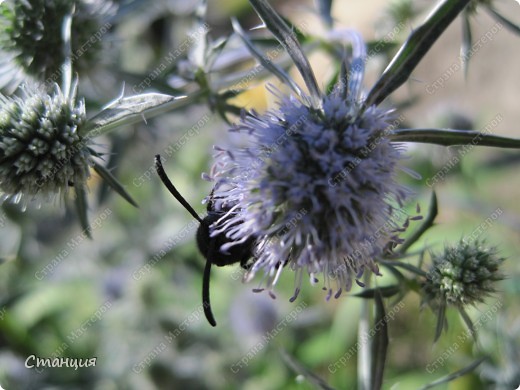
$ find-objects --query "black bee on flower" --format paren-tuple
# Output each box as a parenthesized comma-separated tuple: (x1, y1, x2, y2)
(155, 155, 256, 327)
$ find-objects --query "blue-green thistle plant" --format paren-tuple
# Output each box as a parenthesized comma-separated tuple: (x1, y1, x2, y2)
(0, 0, 519, 388)
(422, 239, 505, 340)
(204, 0, 520, 303)
(0, 0, 114, 90)
(423, 240, 504, 306)
(0, 74, 182, 231)
(209, 86, 409, 300)
(0, 82, 90, 201)
(207, 7, 414, 300)
(194, 3, 520, 385)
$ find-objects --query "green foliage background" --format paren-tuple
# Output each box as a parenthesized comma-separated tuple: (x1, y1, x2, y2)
(0, 0, 519, 389)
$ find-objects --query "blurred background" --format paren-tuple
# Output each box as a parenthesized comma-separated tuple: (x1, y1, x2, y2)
(0, 0, 519, 389)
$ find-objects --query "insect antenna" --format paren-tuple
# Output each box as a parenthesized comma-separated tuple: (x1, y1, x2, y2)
(155, 154, 202, 223)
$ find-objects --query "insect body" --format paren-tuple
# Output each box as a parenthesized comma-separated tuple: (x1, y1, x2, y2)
(155, 155, 254, 326)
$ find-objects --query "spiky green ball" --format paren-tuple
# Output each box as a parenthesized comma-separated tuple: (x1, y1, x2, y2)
(0, 0, 111, 82)
(423, 239, 504, 308)
(0, 84, 91, 199)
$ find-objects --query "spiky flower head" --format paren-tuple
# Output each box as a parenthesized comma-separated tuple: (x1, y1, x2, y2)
(208, 79, 410, 300)
(205, 20, 416, 300)
(422, 239, 505, 308)
(0, 0, 114, 88)
(0, 83, 92, 203)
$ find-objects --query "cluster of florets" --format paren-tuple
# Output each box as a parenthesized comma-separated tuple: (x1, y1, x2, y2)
(0, 84, 91, 201)
(207, 88, 409, 299)
(0, 0, 113, 85)
(422, 239, 504, 308)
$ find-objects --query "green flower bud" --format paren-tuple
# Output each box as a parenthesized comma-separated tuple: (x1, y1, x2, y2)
(0, 83, 91, 201)
(0, 0, 114, 87)
(423, 239, 504, 308)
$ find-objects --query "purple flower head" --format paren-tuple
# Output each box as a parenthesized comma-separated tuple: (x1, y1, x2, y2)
(206, 29, 412, 300)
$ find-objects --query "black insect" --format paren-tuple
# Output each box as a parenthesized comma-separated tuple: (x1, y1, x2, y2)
(155, 155, 255, 327)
